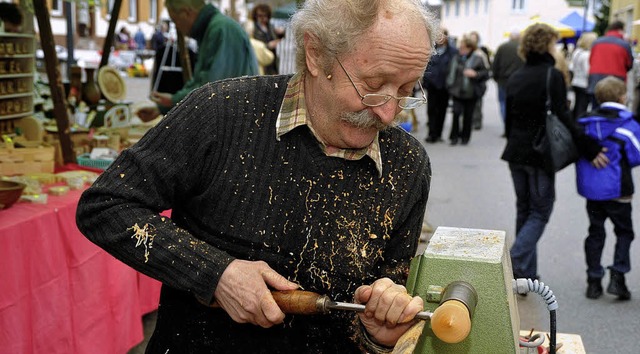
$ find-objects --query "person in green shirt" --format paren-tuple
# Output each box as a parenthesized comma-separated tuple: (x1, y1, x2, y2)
(138, 0, 258, 122)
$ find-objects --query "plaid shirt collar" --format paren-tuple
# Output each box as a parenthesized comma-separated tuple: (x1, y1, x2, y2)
(275, 72, 383, 177)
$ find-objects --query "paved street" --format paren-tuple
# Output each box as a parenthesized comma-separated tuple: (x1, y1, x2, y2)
(122, 75, 639, 354)
(412, 81, 640, 354)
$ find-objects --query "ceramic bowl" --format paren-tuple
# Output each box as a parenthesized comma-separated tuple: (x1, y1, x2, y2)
(0, 180, 26, 210)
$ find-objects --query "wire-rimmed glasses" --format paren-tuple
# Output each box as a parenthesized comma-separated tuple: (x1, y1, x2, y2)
(336, 58, 427, 110)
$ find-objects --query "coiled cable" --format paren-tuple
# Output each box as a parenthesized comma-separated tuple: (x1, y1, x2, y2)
(513, 278, 558, 354)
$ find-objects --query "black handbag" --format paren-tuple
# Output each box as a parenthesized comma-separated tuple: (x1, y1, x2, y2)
(532, 68, 579, 172)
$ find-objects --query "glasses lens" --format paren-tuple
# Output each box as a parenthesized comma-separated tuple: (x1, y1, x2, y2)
(361, 94, 392, 107)
(398, 97, 426, 109)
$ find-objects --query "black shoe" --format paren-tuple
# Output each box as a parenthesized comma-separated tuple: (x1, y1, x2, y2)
(461, 140, 469, 145)
(425, 136, 440, 143)
(450, 139, 458, 146)
(607, 270, 631, 300)
(586, 278, 603, 299)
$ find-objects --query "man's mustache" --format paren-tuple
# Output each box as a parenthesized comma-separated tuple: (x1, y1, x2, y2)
(340, 109, 391, 131)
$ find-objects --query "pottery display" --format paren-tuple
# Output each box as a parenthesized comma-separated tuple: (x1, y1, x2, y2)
(97, 66, 126, 103)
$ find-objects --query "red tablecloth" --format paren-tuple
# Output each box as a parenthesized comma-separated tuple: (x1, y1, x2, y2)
(0, 189, 161, 354)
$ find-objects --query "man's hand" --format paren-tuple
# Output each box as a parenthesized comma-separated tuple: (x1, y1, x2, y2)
(150, 91, 173, 107)
(267, 38, 281, 50)
(136, 106, 160, 122)
(463, 68, 478, 78)
(355, 278, 424, 347)
(214, 260, 299, 328)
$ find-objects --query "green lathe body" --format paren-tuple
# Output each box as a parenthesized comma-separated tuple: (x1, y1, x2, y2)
(407, 227, 520, 353)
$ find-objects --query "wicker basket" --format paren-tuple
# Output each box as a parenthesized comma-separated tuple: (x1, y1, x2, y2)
(76, 153, 113, 170)
(0, 143, 55, 175)
(0, 180, 26, 209)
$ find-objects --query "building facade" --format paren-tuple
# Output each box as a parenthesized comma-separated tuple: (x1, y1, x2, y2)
(610, 0, 640, 49)
(33, 0, 252, 49)
(438, 0, 585, 53)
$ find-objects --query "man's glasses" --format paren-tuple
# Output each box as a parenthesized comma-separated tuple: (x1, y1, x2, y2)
(336, 58, 427, 110)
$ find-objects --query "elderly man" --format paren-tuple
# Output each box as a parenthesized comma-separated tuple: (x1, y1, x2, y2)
(137, 0, 258, 121)
(77, 0, 435, 352)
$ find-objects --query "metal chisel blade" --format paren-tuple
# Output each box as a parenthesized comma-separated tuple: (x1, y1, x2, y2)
(327, 301, 433, 320)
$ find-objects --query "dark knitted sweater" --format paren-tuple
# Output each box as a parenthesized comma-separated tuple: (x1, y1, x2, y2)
(76, 75, 431, 353)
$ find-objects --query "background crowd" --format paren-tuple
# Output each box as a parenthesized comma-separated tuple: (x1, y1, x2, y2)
(423, 21, 640, 302)
(127, 0, 640, 304)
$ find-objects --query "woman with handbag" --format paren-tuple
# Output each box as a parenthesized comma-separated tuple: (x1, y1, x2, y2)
(446, 34, 489, 145)
(501, 23, 609, 280)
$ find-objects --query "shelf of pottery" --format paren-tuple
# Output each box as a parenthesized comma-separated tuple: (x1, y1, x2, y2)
(0, 33, 35, 121)
(0, 33, 55, 176)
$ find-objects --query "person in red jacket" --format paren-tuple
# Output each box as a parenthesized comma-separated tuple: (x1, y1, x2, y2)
(587, 21, 634, 108)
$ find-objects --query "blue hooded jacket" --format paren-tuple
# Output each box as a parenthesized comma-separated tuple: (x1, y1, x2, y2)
(576, 102, 640, 200)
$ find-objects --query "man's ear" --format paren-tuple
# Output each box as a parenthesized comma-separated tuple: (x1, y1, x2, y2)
(304, 32, 322, 78)
(181, 7, 198, 22)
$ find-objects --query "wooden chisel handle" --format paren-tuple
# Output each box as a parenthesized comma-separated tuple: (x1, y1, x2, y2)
(208, 290, 330, 315)
(272, 290, 330, 315)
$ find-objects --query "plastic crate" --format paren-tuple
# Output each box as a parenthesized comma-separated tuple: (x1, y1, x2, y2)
(76, 153, 113, 170)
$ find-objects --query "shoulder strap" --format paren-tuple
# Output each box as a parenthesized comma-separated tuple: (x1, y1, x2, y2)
(546, 68, 552, 112)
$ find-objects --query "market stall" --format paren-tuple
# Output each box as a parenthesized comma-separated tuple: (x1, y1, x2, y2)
(0, 2, 163, 352)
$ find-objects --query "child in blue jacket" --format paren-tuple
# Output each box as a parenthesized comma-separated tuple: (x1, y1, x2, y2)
(577, 76, 640, 300)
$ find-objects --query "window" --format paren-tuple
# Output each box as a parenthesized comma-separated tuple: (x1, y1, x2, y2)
(484, 0, 489, 14)
(50, 0, 63, 17)
(445, 1, 450, 17)
(455, 0, 460, 16)
(474, 0, 480, 15)
(149, 0, 157, 23)
(465, 0, 470, 16)
(128, 0, 137, 22)
(512, 0, 526, 12)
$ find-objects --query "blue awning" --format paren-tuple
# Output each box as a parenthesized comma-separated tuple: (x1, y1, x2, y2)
(560, 11, 595, 34)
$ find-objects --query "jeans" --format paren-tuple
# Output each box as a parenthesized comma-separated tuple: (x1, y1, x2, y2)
(584, 200, 635, 279)
(498, 86, 507, 133)
(509, 163, 555, 279)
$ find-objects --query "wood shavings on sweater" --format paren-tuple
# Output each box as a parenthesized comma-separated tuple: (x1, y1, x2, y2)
(129, 223, 157, 263)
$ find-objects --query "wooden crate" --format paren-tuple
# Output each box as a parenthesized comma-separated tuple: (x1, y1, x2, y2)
(0, 143, 55, 175)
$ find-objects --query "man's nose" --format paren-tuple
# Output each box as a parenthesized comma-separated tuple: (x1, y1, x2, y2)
(371, 101, 401, 126)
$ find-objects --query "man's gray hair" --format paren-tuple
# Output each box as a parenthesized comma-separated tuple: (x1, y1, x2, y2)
(290, 0, 438, 74)
(165, 0, 205, 12)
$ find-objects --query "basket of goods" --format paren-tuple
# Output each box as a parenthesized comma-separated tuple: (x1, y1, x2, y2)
(76, 153, 113, 170)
